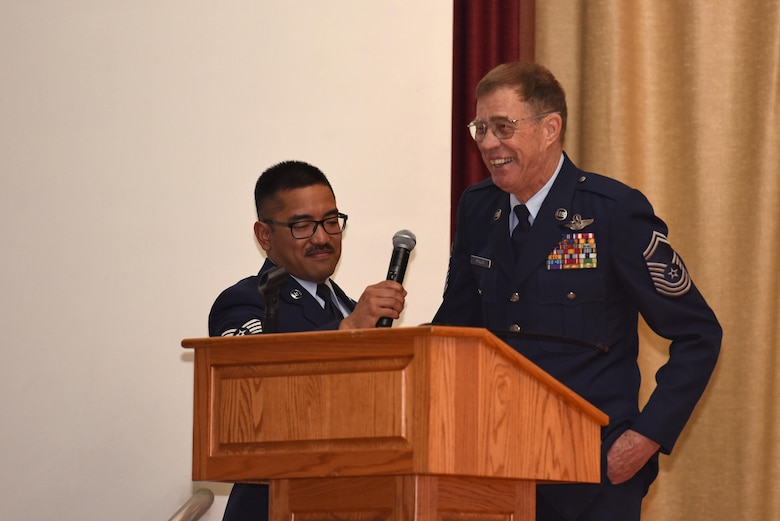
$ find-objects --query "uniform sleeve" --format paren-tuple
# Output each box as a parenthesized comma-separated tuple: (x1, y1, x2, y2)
(208, 280, 266, 337)
(612, 189, 722, 453)
(433, 192, 484, 327)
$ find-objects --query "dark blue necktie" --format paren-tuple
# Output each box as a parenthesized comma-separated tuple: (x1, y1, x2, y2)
(511, 204, 531, 259)
(316, 283, 343, 320)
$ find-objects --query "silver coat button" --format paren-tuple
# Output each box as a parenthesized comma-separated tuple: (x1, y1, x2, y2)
(509, 292, 520, 302)
(510, 324, 521, 332)
(567, 291, 576, 300)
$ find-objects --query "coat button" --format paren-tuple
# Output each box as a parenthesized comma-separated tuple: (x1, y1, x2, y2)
(509, 292, 520, 302)
(510, 324, 522, 332)
(567, 291, 576, 300)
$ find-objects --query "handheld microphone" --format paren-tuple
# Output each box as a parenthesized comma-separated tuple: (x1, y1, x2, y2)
(376, 229, 416, 328)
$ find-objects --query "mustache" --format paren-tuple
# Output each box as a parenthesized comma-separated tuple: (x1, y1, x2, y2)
(305, 244, 335, 256)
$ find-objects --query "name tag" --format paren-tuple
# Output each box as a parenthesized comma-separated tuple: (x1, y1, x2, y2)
(470, 255, 492, 269)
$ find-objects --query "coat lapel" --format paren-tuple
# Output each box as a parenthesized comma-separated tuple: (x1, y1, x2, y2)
(488, 200, 516, 282)
(277, 276, 355, 326)
(257, 258, 355, 330)
(274, 274, 330, 327)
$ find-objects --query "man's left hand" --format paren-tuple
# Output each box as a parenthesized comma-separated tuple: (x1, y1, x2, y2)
(606, 429, 660, 485)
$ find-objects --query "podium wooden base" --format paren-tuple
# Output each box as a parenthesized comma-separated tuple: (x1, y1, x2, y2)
(271, 475, 534, 521)
(183, 327, 608, 521)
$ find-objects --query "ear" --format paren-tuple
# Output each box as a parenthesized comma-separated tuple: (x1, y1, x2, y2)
(254, 221, 272, 251)
(542, 112, 563, 146)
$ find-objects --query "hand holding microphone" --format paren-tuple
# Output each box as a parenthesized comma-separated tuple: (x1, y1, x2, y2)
(376, 230, 416, 327)
(338, 230, 415, 330)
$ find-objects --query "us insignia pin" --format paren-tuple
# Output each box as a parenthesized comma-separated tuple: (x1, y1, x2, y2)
(494, 209, 502, 221)
(290, 289, 303, 300)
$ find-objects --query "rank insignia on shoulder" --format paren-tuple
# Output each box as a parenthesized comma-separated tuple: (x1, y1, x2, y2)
(547, 233, 597, 270)
(221, 318, 263, 336)
(643, 231, 691, 297)
(563, 214, 594, 231)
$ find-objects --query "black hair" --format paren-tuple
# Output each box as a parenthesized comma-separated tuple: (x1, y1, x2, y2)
(254, 160, 334, 219)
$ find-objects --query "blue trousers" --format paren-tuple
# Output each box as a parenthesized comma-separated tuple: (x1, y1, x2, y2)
(222, 484, 268, 521)
(536, 455, 658, 521)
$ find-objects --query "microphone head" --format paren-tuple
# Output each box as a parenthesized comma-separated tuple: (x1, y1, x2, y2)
(392, 229, 417, 251)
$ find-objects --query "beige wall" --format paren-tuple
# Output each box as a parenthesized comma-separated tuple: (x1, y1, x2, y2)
(0, 2, 452, 519)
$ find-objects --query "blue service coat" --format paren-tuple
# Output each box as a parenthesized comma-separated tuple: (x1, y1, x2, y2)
(208, 258, 357, 521)
(433, 154, 721, 517)
(209, 258, 356, 337)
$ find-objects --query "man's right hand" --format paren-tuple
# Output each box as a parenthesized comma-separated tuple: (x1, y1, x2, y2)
(339, 280, 407, 329)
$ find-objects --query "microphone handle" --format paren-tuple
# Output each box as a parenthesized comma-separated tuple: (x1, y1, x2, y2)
(376, 247, 410, 327)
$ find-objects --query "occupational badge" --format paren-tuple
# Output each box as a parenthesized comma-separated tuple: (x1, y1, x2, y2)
(563, 214, 594, 231)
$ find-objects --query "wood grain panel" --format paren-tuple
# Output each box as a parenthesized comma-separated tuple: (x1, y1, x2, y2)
(214, 364, 406, 445)
(271, 476, 534, 521)
(184, 326, 607, 483)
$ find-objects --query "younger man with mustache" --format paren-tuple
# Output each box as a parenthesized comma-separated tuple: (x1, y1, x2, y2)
(209, 160, 407, 521)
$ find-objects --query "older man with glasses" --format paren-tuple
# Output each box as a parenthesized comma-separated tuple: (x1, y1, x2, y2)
(208, 160, 407, 521)
(433, 62, 721, 521)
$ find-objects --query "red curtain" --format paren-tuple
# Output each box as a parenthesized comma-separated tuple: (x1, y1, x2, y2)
(450, 0, 536, 237)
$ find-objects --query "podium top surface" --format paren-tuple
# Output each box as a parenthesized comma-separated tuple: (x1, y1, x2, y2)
(182, 325, 608, 426)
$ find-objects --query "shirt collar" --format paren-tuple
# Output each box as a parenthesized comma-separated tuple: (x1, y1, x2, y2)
(293, 277, 330, 303)
(509, 153, 564, 226)
(292, 277, 348, 316)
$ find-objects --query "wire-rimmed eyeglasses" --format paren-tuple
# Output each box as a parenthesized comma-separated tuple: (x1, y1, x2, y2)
(263, 213, 348, 239)
(467, 111, 559, 142)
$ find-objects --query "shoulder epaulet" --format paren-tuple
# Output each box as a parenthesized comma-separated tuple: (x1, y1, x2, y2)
(575, 171, 632, 201)
(464, 177, 498, 194)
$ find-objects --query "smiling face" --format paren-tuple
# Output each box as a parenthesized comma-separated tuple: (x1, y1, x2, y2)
(253, 184, 342, 284)
(474, 86, 564, 202)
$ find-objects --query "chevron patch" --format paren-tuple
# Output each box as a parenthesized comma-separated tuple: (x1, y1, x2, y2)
(643, 231, 691, 297)
(220, 318, 263, 336)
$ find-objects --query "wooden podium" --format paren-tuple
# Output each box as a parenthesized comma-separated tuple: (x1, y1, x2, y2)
(182, 326, 608, 521)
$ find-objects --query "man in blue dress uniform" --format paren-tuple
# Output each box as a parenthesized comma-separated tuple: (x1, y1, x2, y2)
(433, 62, 721, 521)
(210, 160, 407, 521)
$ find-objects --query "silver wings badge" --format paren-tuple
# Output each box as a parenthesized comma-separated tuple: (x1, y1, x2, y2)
(563, 214, 594, 231)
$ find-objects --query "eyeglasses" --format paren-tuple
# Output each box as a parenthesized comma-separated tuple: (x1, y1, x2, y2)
(466, 112, 559, 142)
(263, 213, 348, 239)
